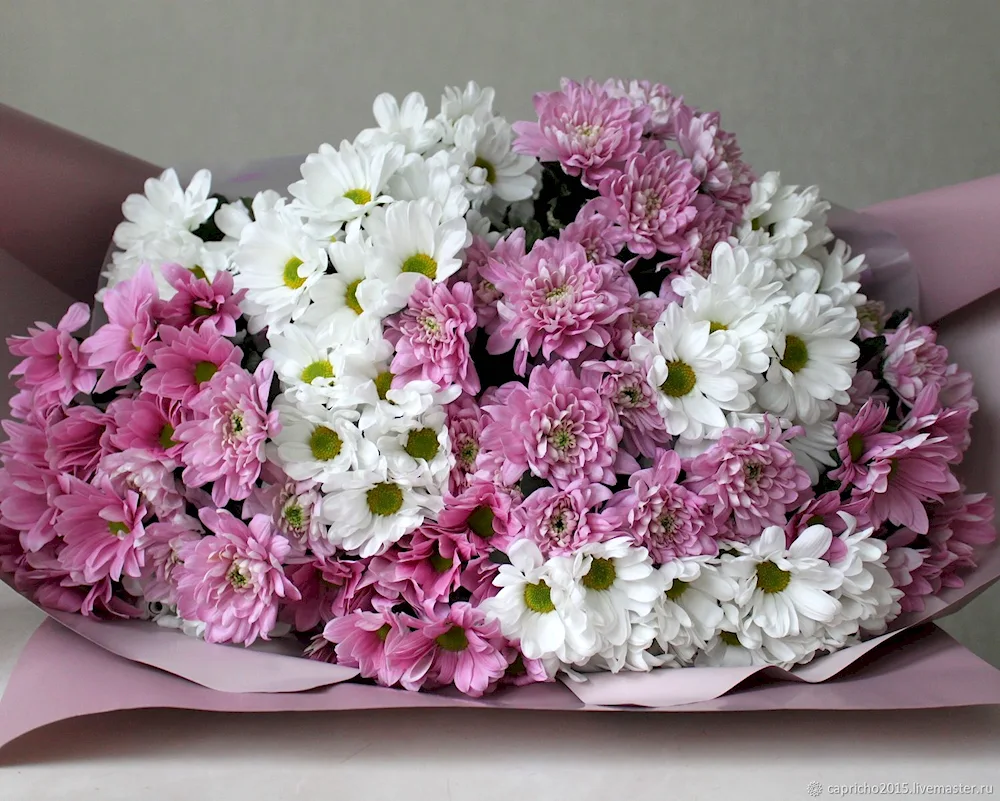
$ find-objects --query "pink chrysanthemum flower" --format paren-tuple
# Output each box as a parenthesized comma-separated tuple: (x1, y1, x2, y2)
(0, 523, 25, 576)
(596, 147, 700, 258)
(175, 360, 279, 506)
(175, 509, 300, 646)
(882, 317, 953, 406)
(500, 650, 553, 687)
(686, 422, 812, 540)
(7, 302, 96, 407)
(322, 609, 409, 686)
(581, 359, 670, 459)
(140, 514, 202, 605)
(81, 266, 160, 393)
(45, 405, 114, 480)
(391, 602, 510, 696)
(845, 370, 890, 415)
(98, 449, 186, 521)
(480, 361, 622, 488)
(605, 449, 716, 563)
(671, 197, 735, 275)
(283, 557, 368, 632)
(108, 392, 186, 463)
(850, 432, 960, 534)
(512, 78, 649, 188)
(900, 385, 972, 464)
(141, 321, 241, 403)
(507, 481, 615, 558)
(675, 106, 753, 213)
(609, 294, 667, 359)
(928, 492, 996, 586)
(386, 278, 480, 395)
(438, 479, 512, 552)
(487, 238, 633, 375)
(160, 263, 245, 337)
(602, 78, 685, 138)
(243, 478, 330, 558)
(54, 473, 147, 584)
(474, 228, 526, 336)
(460, 555, 502, 606)
(0, 453, 61, 553)
(562, 201, 630, 263)
(369, 525, 474, 612)
(445, 396, 487, 494)
(883, 535, 934, 613)
(829, 400, 902, 488)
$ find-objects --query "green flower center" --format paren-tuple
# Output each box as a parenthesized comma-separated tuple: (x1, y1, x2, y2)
(619, 385, 643, 407)
(546, 284, 570, 302)
(343, 188, 372, 206)
(401, 253, 438, 280)
(404, 427, 440, 461)
(709, 321, 728, 333)
(665, 580, 688, 601)
(467, 505, 495, 539)
(847, 432, 865, 462)
(193, 360, 218, 384)
(345, 278, 364, 315)
(473, 156, 496, 184)
(374, 370, 394, 401)
(192, 303, 215, 318)
(366, 482, 404, 517)
(659, 360, 696, 397)
(720, 630, 742, 647)
(780, 334, 809, 373)
(457, 438, 479, 466)
(744, 461, 763, 483)
(309, 425, 343, 461)
(227, 564, 249, 589)
(375, 623, 391, 642)
(230, 411, 246, 437)
(107, 521, 130, 538)
(158, 423, 176, 450)
(435, 625, 470, 652)
(283, 503, 305, 531)
(582, 557, 617, 592)
(756, 561, 792, 594)
(420, 314, 442, 335)
(548, 424, 576, 453)
(429, 547, 453, 573)
(659, 511, 678, 536)
(301, 359, 334, 384)
(283, 257, 306, 290)
(523, 580, 556, 613)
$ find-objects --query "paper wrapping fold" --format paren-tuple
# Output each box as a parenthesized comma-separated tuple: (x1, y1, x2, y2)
(0, 110, 998, 752)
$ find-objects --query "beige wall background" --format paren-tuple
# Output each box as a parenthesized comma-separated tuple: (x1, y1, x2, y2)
(1, 0, 999, 665)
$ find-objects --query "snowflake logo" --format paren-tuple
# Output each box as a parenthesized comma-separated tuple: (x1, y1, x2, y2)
(806, 781, 823, 797)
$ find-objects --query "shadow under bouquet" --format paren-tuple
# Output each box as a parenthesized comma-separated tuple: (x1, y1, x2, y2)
(2, 78, 996, 701)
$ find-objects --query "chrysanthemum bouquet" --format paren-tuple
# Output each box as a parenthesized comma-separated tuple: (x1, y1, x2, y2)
(2, 79, 995, 699)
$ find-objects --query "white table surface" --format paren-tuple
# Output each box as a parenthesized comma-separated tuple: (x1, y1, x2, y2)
(0, 584, 997, 801)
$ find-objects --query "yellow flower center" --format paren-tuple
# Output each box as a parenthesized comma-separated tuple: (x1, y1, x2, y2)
(659, 360, 696, 397)
(401, 253, 438, 280)
(366, 482, 404, 517)
(473, 156, 496, 184)
(374, 370, 394, 401)
(756, 561, 791, 594)
(158, 423, 176, 450)
(309, 425, 343, 461)
(107, 521, 130, 538)
(429, 547, 453, 573)
(665, 580, 688, 601)
(404, 427, 440, 461)
(582, 557, 617, 592)
(345, 278, 364, 315)
(193, 360, 218, 384)
(435, 625, 469, 652)
(709, 321, 728, 333)
(300, 359, 334, 384)
(847, 433, 865, 462)
(467, 505, 495, 539)
(227, 564, 249, 589)
(375, 623, 391, 642)
(780, 334, 809, 373)
(343, 188, 372, 206)
(523, 580, 555, 613)
(283, 257, 307, 290)
(720, 630, 742, 647)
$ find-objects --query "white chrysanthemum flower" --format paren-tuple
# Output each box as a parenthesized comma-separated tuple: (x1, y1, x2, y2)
(232, 202, 328, 334)
(386, 151, 470, 224)
(681, 280, 772, 374)
(215, 190, 284, 242)
(654, 557, 737, 664)
(372, 406, 453, 494)
(297, 236, 387, 339)
(480, 540, 595, 662)
(440, 80, 496, 128)
(104, 232, 205, 298)
(452, 114, 538, 206)
(818, 238, 867, 311)
(821, 514, 902, 645)
(723, 525, 845, 640)
(264, 322, 359, 404)
(289, 140, 405, 238)
(151, 604, 207, 639)
(785, 418, 838, 484)
(674, 242, 785, 315)
(573, 610, 675, 674)
(630, 303, 755, 441)
(113, 168, 217, 252)
(320, 466, 440, 557)
(367, 199, 468, 312)
(268, 397, 378, 488)
(554, 537, 665, 650)
(757, 293, 860, 424)
(356, 92, 443, 154)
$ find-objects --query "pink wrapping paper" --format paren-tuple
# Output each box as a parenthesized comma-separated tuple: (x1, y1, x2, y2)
(1, 109, 999, 753)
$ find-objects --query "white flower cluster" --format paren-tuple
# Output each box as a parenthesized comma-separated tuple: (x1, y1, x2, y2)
(483, 514, 900, 676)
(631, 172, 867, 480)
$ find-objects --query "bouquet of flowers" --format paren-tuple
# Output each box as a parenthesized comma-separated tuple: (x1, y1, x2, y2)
(1, 79, 995, 700)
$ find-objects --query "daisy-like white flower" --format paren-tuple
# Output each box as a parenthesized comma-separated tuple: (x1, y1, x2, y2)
(453, 114, 538, 206)
(362, 91, 443, 154)
(654, 557, 737, 664)
(440, 81, 496, 129)
(105, 233, 214, 299)
(573, 609, 672, 674)
(785, 419, 838, 484)
(372, 406, 453, 493)
(556, 536, 665, 650)
(215, 190, 283, 242)
(367, 199, 469, 312)
(758, 293, 860, 425)
(723, 525, 845, 640)
(289, 140, 405, 238)
(264, 323, 355, 404)
(113, 168, 217, 253)
(232, 202, 329, 334)
(480, 539, 595, 662)
(320, 467, 441, 557)
(268, 396, 378, 489)
(630, 303, 755, 441)
(673, 240, 785, 315)
(386, 150, 470, 224)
